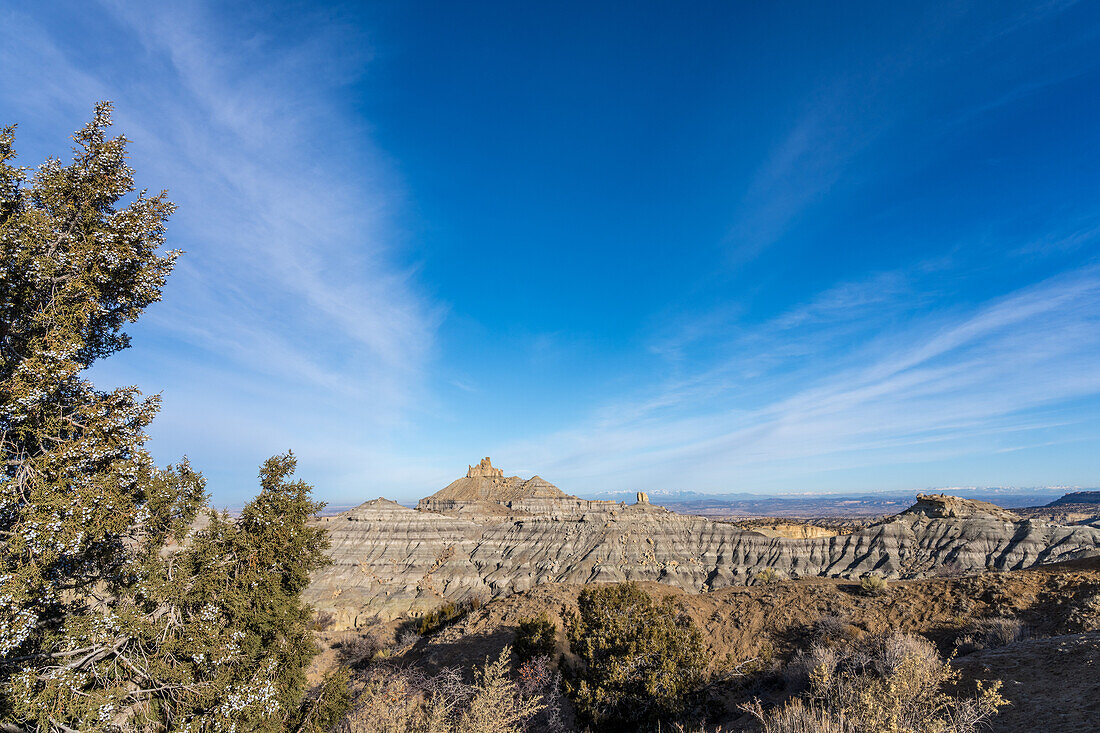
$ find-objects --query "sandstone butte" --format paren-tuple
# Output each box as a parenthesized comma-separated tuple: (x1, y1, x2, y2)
(304, 458, 1100, 629)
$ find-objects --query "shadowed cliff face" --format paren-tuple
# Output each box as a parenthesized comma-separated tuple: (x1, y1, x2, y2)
(304, 463, 1100, 628)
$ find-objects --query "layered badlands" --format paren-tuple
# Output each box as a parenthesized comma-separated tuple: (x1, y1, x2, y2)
(305, 459, 1100, 628)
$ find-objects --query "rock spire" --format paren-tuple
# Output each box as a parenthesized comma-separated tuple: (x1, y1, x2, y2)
(467, 457, 504, 479)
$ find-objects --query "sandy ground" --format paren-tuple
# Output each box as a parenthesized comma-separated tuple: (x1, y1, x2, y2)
(954, 632, 1100, 732)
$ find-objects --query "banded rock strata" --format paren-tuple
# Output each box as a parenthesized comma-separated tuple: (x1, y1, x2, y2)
(305, 460, 1100, 628)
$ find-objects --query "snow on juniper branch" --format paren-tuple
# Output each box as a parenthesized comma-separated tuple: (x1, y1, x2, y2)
(0, 105, 333, 732)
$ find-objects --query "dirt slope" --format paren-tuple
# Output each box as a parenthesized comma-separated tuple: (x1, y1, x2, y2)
(311, 558, 1100, 730)
(391, 557, 1099, 672)
(953, 632, 1100, 732)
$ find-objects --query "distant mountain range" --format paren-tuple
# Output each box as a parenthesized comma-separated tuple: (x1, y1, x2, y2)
(309, 486, 1095, 518)
(577, 487, 1091, 518)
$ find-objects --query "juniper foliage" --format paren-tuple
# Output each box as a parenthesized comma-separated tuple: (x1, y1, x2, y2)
(564, 582, 707, 732)
(0, 104, 331, 731)
(512, 614, 556, 663)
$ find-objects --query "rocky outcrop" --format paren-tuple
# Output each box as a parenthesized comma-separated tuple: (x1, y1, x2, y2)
(905, 493, 1019, 522)
(310, 498, 487, 624)
(1048, 491, 1100, 506)
(740, 521, 840, 539)
(304, 463, 1100, 627)
(1016, 492, 1100, 525)
(416, 457, 573, 513)
(416, 456, 622, 516)
(466, 457, 504, 479)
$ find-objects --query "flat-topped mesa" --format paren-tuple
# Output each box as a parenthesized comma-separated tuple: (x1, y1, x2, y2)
(903, 493, 1019, 522)
(1048, 491, 1100, 507)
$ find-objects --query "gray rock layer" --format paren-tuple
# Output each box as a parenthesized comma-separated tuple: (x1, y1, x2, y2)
(305, 495, 1100, 628)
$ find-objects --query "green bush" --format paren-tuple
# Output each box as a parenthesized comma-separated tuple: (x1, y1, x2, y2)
(514, 613, 557, 662)
(564, 582, 707, 732)
(295, 667, 352, 733)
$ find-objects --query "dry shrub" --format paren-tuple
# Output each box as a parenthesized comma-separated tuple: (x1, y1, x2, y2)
(460, 648, 547, 733)
(1064, 590, 1100, 632)
(859, 574, 889, 596)
(956, 617, 1024, 655)
(516, 655, 568, 733)
(753, 568, 782, 585)
(743, 698, 856, 733)
(338, 646, 544, 733)
(783, 642, 840, 692)
(981, 617, 1024, 646)
(863, 629, 941, 676)
(752, 631, 1005, 733)
(311, 609, 337, 631)
(393, 630, 421, 655)
(812, 615, 860, 645)
(336, 632, 385, 668)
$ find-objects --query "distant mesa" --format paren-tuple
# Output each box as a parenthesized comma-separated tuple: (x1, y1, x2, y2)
(1047, 491, 1100, 507)
(905, 493, 1019, 522)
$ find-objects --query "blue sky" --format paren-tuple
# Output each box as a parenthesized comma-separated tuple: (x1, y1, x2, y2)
(2, 1, 1099, 504)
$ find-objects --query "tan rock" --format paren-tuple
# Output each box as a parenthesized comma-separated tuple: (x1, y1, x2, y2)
(466, 457, 504, 479)
(907, 493, 1019, 521)
(417, 458, 574, 513)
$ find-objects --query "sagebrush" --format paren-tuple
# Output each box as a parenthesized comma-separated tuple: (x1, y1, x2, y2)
(337, 646, 548, 733)
(750, 630, 1006, 733)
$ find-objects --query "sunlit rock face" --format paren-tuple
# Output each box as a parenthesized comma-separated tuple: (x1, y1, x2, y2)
(304, 462, 1100, 628)
(417, 457, 569, 512)
(414, 456, 619, 515)
(465, 457, 504, 479)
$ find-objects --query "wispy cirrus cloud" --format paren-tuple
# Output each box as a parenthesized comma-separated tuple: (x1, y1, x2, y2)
(0, 1, 440, 499)
(500, 264, 1100, 492)
(102, 1, 438, 395)
(4, 1, 1098, 504)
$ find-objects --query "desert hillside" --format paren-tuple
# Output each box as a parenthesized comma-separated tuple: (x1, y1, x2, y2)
(304, 459, 1100, 628)
(314, 556, 1100, 732)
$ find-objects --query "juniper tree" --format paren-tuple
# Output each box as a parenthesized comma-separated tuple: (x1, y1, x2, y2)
(0, 104, 333, 731)
(565, 583, 707, 732)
